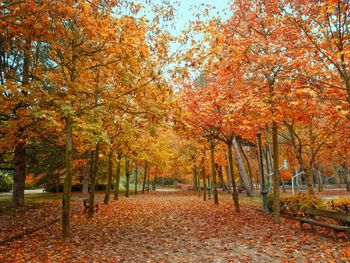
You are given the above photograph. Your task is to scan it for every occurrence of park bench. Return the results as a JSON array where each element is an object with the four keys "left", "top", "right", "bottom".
[
  {"left": 83, "top": 199, "right": 99, "bottom": 213},
  {"left": 297, "top": 207, "right": 350, "bottom": 239}
]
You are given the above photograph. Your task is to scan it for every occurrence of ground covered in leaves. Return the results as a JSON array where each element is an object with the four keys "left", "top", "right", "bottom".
[{"left": 1, "top": 191, "right": 349, "bottom": 262}]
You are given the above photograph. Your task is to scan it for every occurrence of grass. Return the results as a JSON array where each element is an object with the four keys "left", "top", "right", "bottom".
[
  {"left": 0, "top": 193, "right": 62, "bottom": 202},
  {"left": 0, "top": 188, "right": 140, "bottom": 211},
  {"left": 0, "top": 193, "right": 63, "bottom": 212}
]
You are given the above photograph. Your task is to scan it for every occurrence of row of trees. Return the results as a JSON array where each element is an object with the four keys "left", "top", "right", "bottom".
[
  {"left": 0, "top": 0, "right": 190, "bottom": 237},
  {"left": 179, "top": 0, "right": 350, "bottom": 223}
]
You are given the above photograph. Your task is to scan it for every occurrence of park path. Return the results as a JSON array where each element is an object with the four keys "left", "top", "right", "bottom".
[{"left": 0, "top": 192, "right": 349, "bottom": 262}]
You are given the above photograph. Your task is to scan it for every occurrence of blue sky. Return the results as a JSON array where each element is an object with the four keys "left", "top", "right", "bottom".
[
  {"left": 150, "top": 0, "right": 231, "bottom": 80},
  {"left": 126, "top": 0, "right": 232, "bottom": 80},
  {"left": 126, "top": 0, "right": 232, "bottom": 36},
  {"left": 171, "top": 0, "right": 231, "bottom": 33}
]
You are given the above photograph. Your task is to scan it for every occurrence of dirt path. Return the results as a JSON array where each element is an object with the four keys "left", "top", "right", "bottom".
[{"left": 0, "top": 192, "right": 349, "bottom": 262}]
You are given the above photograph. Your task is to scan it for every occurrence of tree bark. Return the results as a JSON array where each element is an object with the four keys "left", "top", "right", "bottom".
[
  {"left": 316, "top": 166, "right": 324, "bottom": 192},
  {"left": 134, "top": 162, "right": 138, "bottom": 195},
  {"left": 12, "top": 40, "right": 31, "bottom": 207},
  {"left": 82, "top": 151, "right": 92, "bottom": 199},
  {"left": 193, "top": 165, "right": 198, "bottom": 192},
  {"left": 305, "top": 167, "right": 314, "bottom": 195},
  {"left": 238, "top": 140, "right": 254, "bottom": 187},
  {"left": 333, "top": 165, "right": 341, "bottom": 185},
  {"left": 195, "top": 165, "right": 201, "bottom": 197},
  {"left": 216, "top": 164, "right": 225, "bottom": 188},
  {"left": 202, "top": 160, "right": 207, "bottom": 201},
  {"left": 89, "top": 143, "right": 100, "bottom": 217},
  {"left": 210, "top": 138, "right": 219, "bottom": 205},
  {"left": 228, "top": 140, "right": 240, "bottom": 212},
  {"left": 142, "top": 162, "right": 148, "bottom": 194},
  {"left": 104, "top": 150, "right": 113, "bottom": 204},
  {"left": 125, "top": 157, "right": 130, "bottom": 197},
  {"left": 225, "top": 164, "right": 232, "bottom": 192},
  {"left": 344, "top": 165, "right": 350, "bottom": 192},
  {"left": 232, "top": 137, "right": 253, "bottom": 196},
  {"left": 62, "top": 116, "right": 73, "bottom": 237},
  {"left": 272, "top": 121, "right": 280, "bottom": 223},
  {"left": 147, "top": 166, "right": 150, "bottom": 192},
  {"left": 306, "top": 123, "right": 315, "bottom": 195},
  {"left": 152, "top": 168, "right": 157, "bottom": 191},
  {"left": 12, "top": 143, "right": 26, "bottom": 207},
  {"left": 207, "top": 172, "right": 211, "bottom": 189},
  {"left": 114, "top": 153, "right": 122, "bottom": 200}
]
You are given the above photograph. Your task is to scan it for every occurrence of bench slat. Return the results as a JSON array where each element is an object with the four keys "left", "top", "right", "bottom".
[{"left": 305, "top": 208, "right": 350, "bottom": 223}]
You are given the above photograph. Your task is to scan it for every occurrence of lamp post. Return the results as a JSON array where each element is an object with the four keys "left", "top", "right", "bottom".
[{"left": 256, "top": 130, "right": 270, "bottom": 215}]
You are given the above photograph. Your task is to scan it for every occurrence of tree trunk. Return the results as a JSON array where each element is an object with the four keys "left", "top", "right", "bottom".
[
  {"left": 142, "top": 162, "right": 148, "bottom": 194},
  {"left": 202, "top": 161, "right": 207, "bottom": 201},
  {"left": 334, "top": 166, "right": 342, "bottom": 185},
  {"left": 194, "top": 165, "right": 201, "bottom": 197},
  {"left": 125, "top": 157, "right": 130, "bottom": 197},
  {"left": 272, "top": 121, "right": 280, "bottom": 224},
  {"left": 265, "top": 145, "right": 273, "bottom": 191},
  {"left": 210, "top": 138, "right": 219, "bottom": 205},
  {"left": 89, "top": 143, "right": 100, "bottom": 217},
  {"left": 193, "top": 166, "right": 198, "bottom": 192},
  {"left": 305, "top": 167, "right": 314, "bottom": 195},
  {"left": 225, "top": 164, "right": 232, "bottom": 192},
  {"left": 62, "top": 116, "right": 73, "bottom": 237},
  {"left": 317, "top": 166, "right": 324, "bottom": 192},
  {"left": 344, "top": 165, "right": 350, "bottom": 192},
  {"left": 134, "top": 163, "right": 138, "bottom": 195},
  {"left": 12, "top": 142, "right": 26, "bottom": 207},
  {"left": 104, "top": 150, "right": 113, "bottom": 204},
  {"left": 147, "top": 166, "right": 150, "bottom": 192},
  {"left": 152, "top": 169, "right": 157, "bottom": 191},
  {"left": 238, "top": 140, "right": 254, "bottom": 188},
  {"left": 216, "top": 165, "right": 225, "bottom": 188},
  {"left": 12, "top": 40, "right": 31, "bottom": 207},
  {"left": 55, "top": 179, "right": 59, "bottom": 193},
  {"left": 255, "top": 149, "right": 261, "bottom": 189},
  {"left": 307, "top": 123, "right": 315, "bottom": 195},
  {"left": 227, "top": 140, "right": 240, "bottom": 212},
  {"left": 114, "top": 153, "right": 122, "bottom": 200},
  {"left": 232, "top": 137, "right": 253, "bottom": 196},
  {"left": 339, "top": 166, "right": 345, "bottom": 184},
  {"left": 82, "top": 151, "right": 91, "bottom": 199}
]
